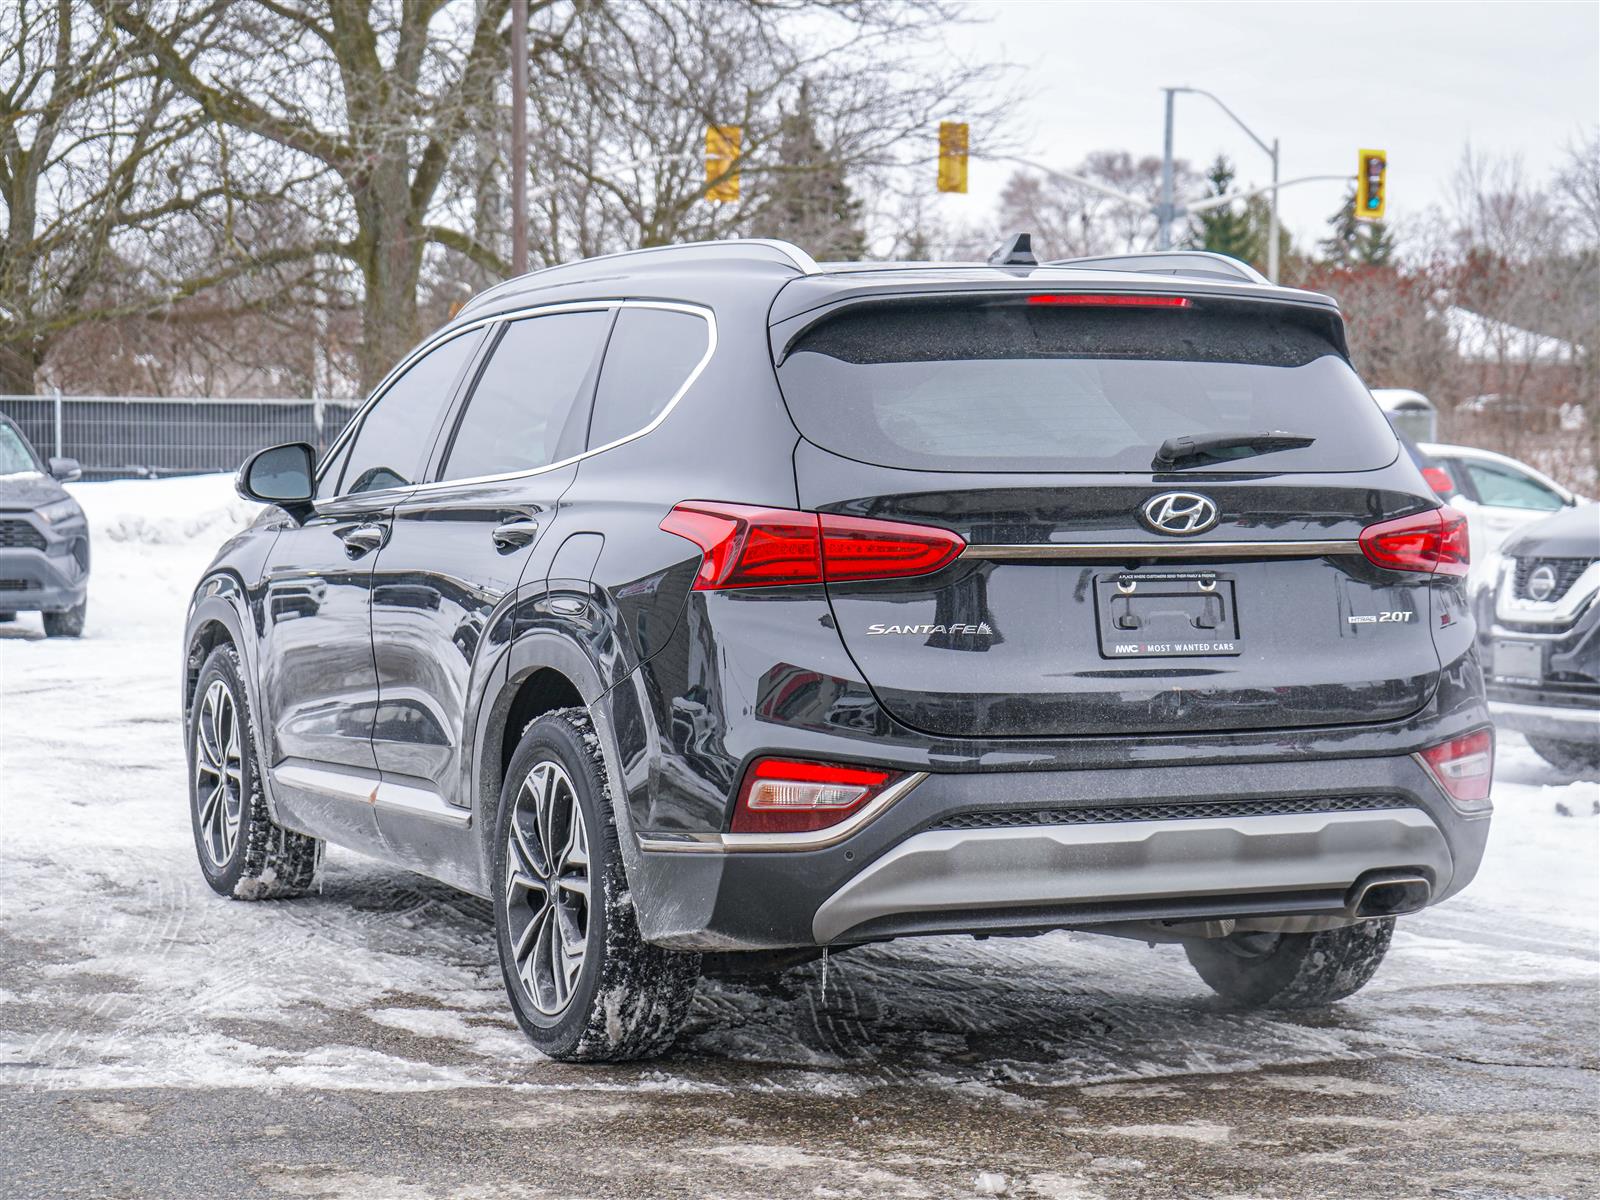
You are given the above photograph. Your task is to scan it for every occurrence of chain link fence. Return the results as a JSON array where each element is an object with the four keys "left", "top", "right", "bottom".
[{"left": 0, "top": 394, "right": 362, "bottom": 480}]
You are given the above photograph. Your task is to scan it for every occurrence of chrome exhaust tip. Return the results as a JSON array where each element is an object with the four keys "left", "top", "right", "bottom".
[{"left": 1345, "top": 870, "right": 1432, "bottom": 918}]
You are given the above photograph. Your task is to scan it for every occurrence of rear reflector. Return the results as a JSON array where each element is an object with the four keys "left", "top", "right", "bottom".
[
  {"left": 732, "top": 758, "right": 900, "bottom": 834},
  {"left": 661, "top": 502, "right": 964, "bottom": 589},
  {"left": 1418, "top": 729, "right": 1494, "bottom": 809},
  {"left": 1027, "top": 293, "right": 1191, "bottom": 308},
  {"left": 1358, "top": 506, "right": 1470, "bottom": 577}
]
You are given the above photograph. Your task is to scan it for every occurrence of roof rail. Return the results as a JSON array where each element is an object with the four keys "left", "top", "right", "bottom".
[
  {"left": 1049, "top": 250, "right": 1270, "bottom": 286},
  {"left": 458, "top": 238, "right": 818, "bottom": 318}
]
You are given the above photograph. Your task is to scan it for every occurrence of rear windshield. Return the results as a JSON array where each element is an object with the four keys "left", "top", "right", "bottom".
[{"left": 775, "top": 297, "right": 1399, "bottom": 473}]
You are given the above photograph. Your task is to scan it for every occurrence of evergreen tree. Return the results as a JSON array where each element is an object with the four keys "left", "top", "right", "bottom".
[
  {"left": 753, "top": 83, "right": 868, "bottom": 260},
  {"left": 1319, "top": 186, "right": 1396, "bottom": 266},
  {"left": 1190, "top": 155, "right": 1260, "bottom": 264}
]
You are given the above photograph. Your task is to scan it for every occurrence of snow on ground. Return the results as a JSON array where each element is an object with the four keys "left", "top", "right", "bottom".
[{"left": 0, "top": 475, "right": 1596, "bottom": 1099}]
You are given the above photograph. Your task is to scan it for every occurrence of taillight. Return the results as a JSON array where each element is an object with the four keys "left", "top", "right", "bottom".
[
  {"left": 731, "top": 758, "right": 901, "bottom": 834},
  {"left": 1027, "top": 293, "right": 1191, "bottom": 308},
  {"left": 660, "top": 502, "right": 964, "bottom": 589},
  {"left": 1358, "top": 506, "right": 1470, "bottom": 577},
  {"left": 1421, "top": 466, "right": 1456, "bottom": 495},
  {"left": 1418, "top": 729, "right": 1494, "bottom": 809}
]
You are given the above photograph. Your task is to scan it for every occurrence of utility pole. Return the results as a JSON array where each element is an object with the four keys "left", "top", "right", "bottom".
[
  {"left": 1158, "top": 88, "right": 1176, "bottom": 250},
  {"left": 510, "top": 0, "right": 528, "bottom": 276}
]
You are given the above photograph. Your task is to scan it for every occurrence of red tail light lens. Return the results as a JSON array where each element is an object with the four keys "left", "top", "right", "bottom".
[
  {"left": 1358, "top": 506, "right": 1470, "bottom": 577},
  {"left": 661, "top": 502, "right": 964, "bottom": 590},
  {"left": 1027, "top": 293, "right": 1191, "bottom": 308},
  {"left": 1418, "top": 728, "right": 1494, "bottom": 809},
  {"left": 1421, "top": 466, "right": 1456, "bottom": 495},
  {"left": 732, "top": 758, "right": 900, "bottom": 834}
]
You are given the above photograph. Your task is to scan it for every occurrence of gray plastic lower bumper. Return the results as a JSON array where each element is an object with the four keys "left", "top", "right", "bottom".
[
  {"left": 811, "top": 807, "right": 1450, "bottom": 943},
  {"left": 0, "top": 537, "right": 89, "bottom": 613}
]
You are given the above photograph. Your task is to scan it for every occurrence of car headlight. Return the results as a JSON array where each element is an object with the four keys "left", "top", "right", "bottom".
[{"left": 36, "top": 497, "right": 82, "bottom": 525}]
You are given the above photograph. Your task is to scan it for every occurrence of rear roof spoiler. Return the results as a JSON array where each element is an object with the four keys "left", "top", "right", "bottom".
[{"left": 1049, "top": 251, "right": 1270, "bottom": 285}]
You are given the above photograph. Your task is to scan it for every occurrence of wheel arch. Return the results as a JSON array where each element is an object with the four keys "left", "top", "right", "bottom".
[
  {"left": 182, "top": 573, "right": 253, "bottom": 722},
  {"left": 475, "top": 628, "right": 646, "bottom": 895}
]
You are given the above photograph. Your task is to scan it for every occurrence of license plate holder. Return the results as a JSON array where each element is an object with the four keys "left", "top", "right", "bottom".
[
  {"left": 1492, "top": 639, "right": 1544, "bottom": 683},
  {"left": 1095, "top": 572, "right": 1242, "bottom": 659}
]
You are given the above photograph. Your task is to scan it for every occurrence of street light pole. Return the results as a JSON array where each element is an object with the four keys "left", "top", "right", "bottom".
[
  {"left": 510, "top": 0, "right": 528, "bottom": 277},
  {"left": 1162, "top": 87, "right": 1281, "bottom": 282},
  {"left": 1158, "top": 88, "right": 1176, "bottom": 250},
  {"left": 1268, "top": 137, "right": 1280, "bottom": 284}
]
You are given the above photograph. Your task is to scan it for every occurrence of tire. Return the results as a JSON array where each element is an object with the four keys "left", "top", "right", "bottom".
[
  {"left": 43, "top": 600, "right": 86, "bottom": 638},
  {"left": 493, "top": 708, "right": 699, "bottom": 1062},
  {"left": 1527, "top": 735, "right": 1600, "bottom": 778},
  {"left": 1183, "top": 918, "right": 1395, "bottom": 1009},
  {"left": 188, "top": 644, "right": 323, "bottom": 899}
]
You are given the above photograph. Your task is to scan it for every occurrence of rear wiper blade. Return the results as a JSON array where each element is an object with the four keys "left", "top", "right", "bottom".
[{"left": 1153, "top": 430, "right": 1316, "bottom": 469}]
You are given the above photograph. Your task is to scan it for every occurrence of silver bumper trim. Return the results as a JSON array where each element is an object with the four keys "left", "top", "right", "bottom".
[{"left": 811, "top": 808, "right": 1452, "bottom": 944}]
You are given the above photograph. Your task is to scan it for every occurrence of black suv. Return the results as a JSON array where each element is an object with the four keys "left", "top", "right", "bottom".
[{"left": 184, "top": 240, "right": 1493, "bottom": 1061}]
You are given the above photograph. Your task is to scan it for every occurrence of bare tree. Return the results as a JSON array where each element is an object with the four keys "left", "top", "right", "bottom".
[
  {"left": 994, "top": 151, "right": 1201, "bottom": 260},
  {"left": 106, "top": 0, "right": 524, "bottom": 391}
]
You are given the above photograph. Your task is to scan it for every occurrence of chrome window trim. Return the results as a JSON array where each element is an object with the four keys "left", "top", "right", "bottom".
[
  {"left": 960, "top": 539, "right": 1359, "bottom": 562},
  {"left": 636, "top": 772, "right": 929, "bottom": 854},
  {"left": 313, "top": 299, "right": 717, "bottom": 508}
]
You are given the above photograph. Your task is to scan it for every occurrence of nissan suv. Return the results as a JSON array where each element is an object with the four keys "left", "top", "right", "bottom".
[
  {"left": 183, "top": 240, "right": 1493, "bottom": 1061},
  {"left": 1481, "top": 501, "right": 1599, "bottom": 776}
]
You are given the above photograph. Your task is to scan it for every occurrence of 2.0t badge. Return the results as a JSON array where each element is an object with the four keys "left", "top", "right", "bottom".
[{"left": 1140, "top": 491, "right": 1220, "bottom": 536}]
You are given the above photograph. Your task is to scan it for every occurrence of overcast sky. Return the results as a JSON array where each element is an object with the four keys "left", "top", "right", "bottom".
[{"left": 943, "top": 0, "right": 1599, "bottom": 253}]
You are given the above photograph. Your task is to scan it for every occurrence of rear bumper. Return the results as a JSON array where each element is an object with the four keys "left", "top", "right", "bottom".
[
  {"left": 632, "top": 752, "right": 1490, "bottom": 951},
  {"left": 1489, "top": 697, "right": 1600, "bottom": 741},
  {"left": 0, "top": 536, "right": 89, "bottom": 612}
]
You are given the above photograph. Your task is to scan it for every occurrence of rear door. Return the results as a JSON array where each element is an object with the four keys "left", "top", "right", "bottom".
[
  {"left": 776, "top": 292, "right": 1443, "bottom": 738},
  {"left": 367, "top": 308, "right": 614, "bottom": 804}
]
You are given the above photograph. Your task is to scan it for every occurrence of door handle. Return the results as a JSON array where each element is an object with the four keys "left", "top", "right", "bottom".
[
  {"left": 341, "top": 523, "right": 385, "bottom": 558},
  {"left": 492, "top": 517, "right": 540, "bottom": 552}
]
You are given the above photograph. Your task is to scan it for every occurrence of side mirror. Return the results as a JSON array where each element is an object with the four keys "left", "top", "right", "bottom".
[
  {"left": 237, "top": 442, "right": 315, "bottom": 506},
  {"left": 47, "top": 456, "right": 81, "bottom": 483}
]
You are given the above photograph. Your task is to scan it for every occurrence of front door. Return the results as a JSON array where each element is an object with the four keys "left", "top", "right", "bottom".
[
  {"left": 255, "top": 326, "right": 483, "bottom": 809},
  {"left": 368, "top": 307, "right": 615, "bottom": 810}
]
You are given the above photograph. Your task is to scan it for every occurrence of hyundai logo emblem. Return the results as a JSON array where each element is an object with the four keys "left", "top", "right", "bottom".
[
  {"left": 1526, "top": 564, "right": 1558, "bottom": 602},
  {"left": 1140, "top": 491, "right": 1220, "bottom": 536}
]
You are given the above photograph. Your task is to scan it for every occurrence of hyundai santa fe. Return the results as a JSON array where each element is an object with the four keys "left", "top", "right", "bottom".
[{"left": 183, "top": 239, "right": 1493, "bottom": 1061}]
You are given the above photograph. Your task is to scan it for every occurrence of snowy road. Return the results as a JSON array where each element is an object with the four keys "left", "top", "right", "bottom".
[{"left": 2, "top": 477, "right": 1597, "bottom": 1199}]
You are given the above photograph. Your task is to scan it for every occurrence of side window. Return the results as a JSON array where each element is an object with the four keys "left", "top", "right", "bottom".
[
  {"left": 1464, "top": 460, "right": 1563, "bottom": 511},
  {"left": 440, "top": 310, "right": 611, "bottom": 481},
  {"left": 337, "top": 332, "right": 480, "bottom": 496},
  {"left": 588, "top": 307, "right": 710, "bottom": 449}
]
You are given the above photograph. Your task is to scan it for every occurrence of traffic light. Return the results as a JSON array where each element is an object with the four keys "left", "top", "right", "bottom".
[
  {"left": 1355, "top": 149, "right": 1387, "bottom": 220},
  {"left": 705, "top": 125, "right": 741, "bottom": 202},
  {"left": 938, "top": 121, "right": 968, "bottom": 194}
]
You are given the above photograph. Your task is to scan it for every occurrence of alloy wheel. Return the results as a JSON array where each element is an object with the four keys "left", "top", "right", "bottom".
[
  {"left": 194, "top": 679, "right": 244, "bottom": 867},
  {"left": 504, "top": 759, "right": 592, "bottom": 1016}
]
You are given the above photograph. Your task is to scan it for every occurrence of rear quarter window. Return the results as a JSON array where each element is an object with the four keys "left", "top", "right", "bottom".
[
  {"left": 587, "top": 307, "right": 710, "bottom": 450},
  {"left": 775, "top": 297, "right": 1399, "bottom": 474}
]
